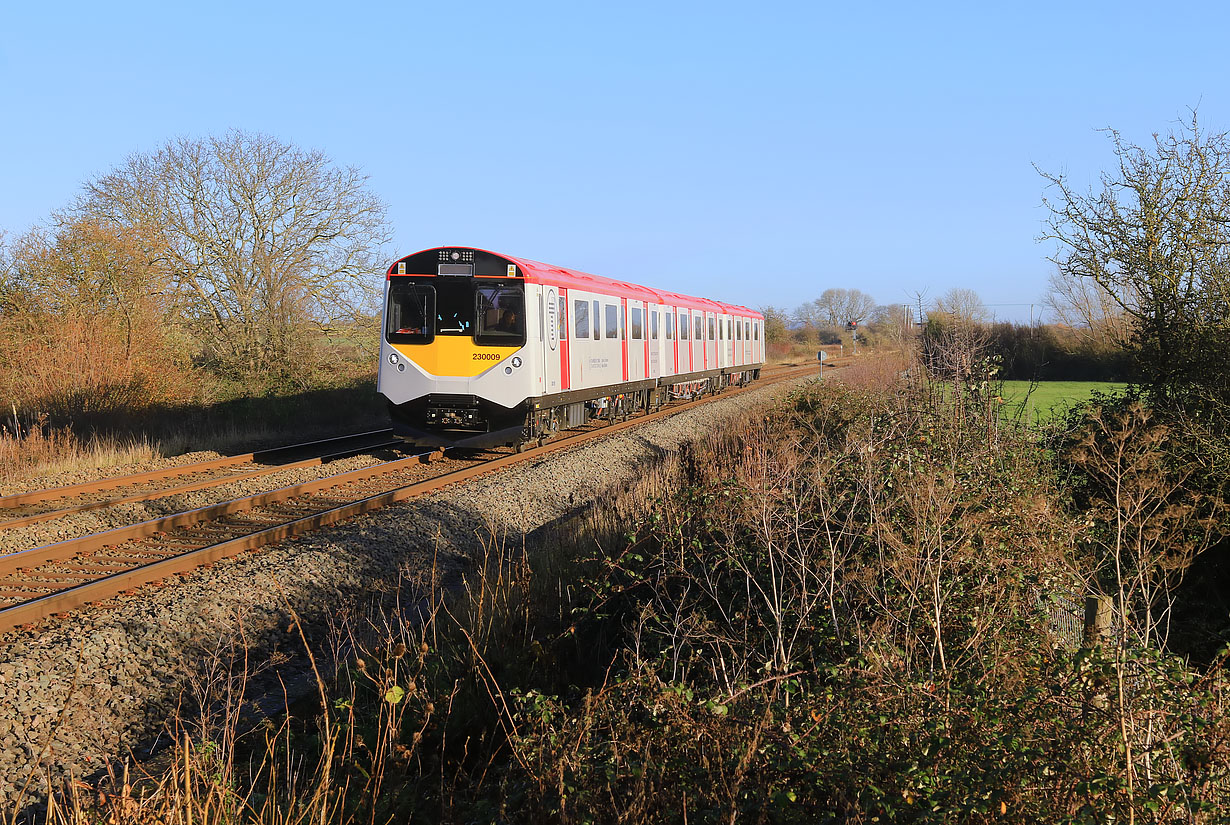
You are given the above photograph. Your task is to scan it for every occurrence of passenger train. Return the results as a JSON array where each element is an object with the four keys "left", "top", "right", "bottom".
[{"left": 377, "top": 247, "right": 765, "bottom": 450}]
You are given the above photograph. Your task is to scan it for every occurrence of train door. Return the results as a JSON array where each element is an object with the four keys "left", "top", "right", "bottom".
[
  {"left": 569, "top": 291, "right": 592, "bottom": 388},
  {"left": 649, "top": 304, "right": 661, "bottom": 378},
  {"left": 733, "top": 315, "right": 742, "bottom": 366},
  {"left": 669, "top": 308, "right": 679, "bottom": 375},
  {"left": 693, "top": 312, "right": 701, "bottom": 372},
  {"left": 541, "top": 286, "right": 561, "bottom": 394},
  {"left": 706, "top": 313, "right": 715, "bottom": 369},
  {"left": 635, "top": 300, "right": 646, "bottom": 380}
]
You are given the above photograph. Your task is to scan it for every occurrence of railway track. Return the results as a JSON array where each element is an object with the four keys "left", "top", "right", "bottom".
[
  {"left": 0, "top": 362, "right": 826, "bottom": 634},
  {"left": 0, "top": 429, "right": 401, "bottom": 531}
]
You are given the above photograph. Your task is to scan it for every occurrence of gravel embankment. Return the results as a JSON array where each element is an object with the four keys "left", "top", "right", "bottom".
[{"left": 0, "top": 376, "right": 812, "bottom": 812}]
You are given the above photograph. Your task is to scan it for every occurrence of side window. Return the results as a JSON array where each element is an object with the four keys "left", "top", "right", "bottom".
[
  {"left": 736, "top": 320, "right": 742, "bottom": 340},
  {"left": 631, "top": 306, "right": 643, "bottom": 339},
  {"left": 754, "top": 321, "right": 759, "bottom": 341},
  {"left": 574, "top": 299, "right": 589, "bottom": 339},
  {"left": 592, "top": 300, "right": 600, "bottom": 340},
  {"left": 680, "top": 312, "right": 689, "bottom": 340},
  {"left": 666, "top": 310, "right": 673, "bottom": 340},
  {"left": 605, "top": 304, "right": 619, "bottom": 339},
  {"left": 708, "top": 316, "right": 715, "bottom": 340},
  {"left": 559, "top": 296, "right": 567, "bottom": 341},
  {"left": 745, "top": 320, "right": 751, "bottom": 340},
  {"left": 651, "top": 309, "right": 659, "bottom": 340},
  {"left": 694, "top": 314, "right": 702, "bottom": 340},
  {"left": 727, "top": 318, "right": 733, "bottom": 340}
]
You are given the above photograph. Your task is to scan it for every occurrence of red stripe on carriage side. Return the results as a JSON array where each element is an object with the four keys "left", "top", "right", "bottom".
[{"left": 560, "top": 288, "right": 570, "bottom": 390}]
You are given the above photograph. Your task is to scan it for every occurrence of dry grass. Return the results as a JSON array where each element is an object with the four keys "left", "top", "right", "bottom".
[{"left": 0, "top": 421, "right": 159, "bottom": 487}]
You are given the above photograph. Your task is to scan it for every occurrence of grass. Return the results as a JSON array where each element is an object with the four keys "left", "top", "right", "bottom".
[
  {"left": 1000, "top": 379, "right": 1127, "bottom": 422},
  {"left": 0, "top": 372, "right": 387, "bottom": 488}
]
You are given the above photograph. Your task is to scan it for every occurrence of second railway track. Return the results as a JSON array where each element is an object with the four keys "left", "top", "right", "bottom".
[{"left": 0, "top": 361, "right": 827, "bottom": 634}]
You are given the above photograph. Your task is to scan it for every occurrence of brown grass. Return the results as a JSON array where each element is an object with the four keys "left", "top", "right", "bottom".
[{"left": 0, "top": 419, "right": 158, "bottom": 487}]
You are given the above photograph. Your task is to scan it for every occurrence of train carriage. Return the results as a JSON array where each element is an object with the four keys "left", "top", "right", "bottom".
[{"left": 378, "top": 247, "right": 764, "bottom": 449}]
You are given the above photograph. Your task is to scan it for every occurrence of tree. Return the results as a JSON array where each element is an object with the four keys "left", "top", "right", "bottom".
[
  {"left": 793, "top": 288, "right": 877, "bottom": 343},
  {"left": 808, "top": 287, "right": 877, "bottom": 327},
  {"left": 868, "top": 304, "right": 916, "bottom": 348},
  {"left": 76, "top": 130, "right": 391, "bottom": 380},
  {"left": 0, "top": 217, "right": 192, "bottom": 418},
  {"left": 1039, "top": 113, "right": 1230, "bottom": 410},
  {"left": 932, "top": 287, "right": 989, "bottom": 326},
  {"left": 1044, "top": 267, "right": 1134, "bottom": 350},
  {"left": 758, "top": 305, "right": 790, "bottom": 346}
]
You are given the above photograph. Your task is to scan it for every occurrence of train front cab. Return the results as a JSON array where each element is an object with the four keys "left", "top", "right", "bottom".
[{"left": 379, "top": 248, "right": 536, "bottom": 449}]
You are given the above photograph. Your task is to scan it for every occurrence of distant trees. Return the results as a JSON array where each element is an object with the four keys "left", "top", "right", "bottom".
[
  {"left": 789, "top": 288, "right": 876, "bottom": 346},
  {"left": 795, "top": 287, "right": 877, "bottom": 330},
  {"left": 1044, "top": 268, "right": 1134, "bottom": 350},
  {"left": 931, "top": 287, "right": 989, "bottom": 326},
  {"left": 868, "top": 304, "right": 916, "bottom": 348},
  {"left": 75, "top": 130, "right": 390, "bottom": 381}
]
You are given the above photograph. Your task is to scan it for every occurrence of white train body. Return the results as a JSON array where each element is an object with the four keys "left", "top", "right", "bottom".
[{"left": 378, "top": 247, "right": 765, "bottom": 449}]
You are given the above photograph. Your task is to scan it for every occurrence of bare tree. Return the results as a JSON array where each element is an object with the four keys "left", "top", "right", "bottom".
[
  {"left": 793, "top": 288, "right": 877, "bottom": 342},
  {"left": 76, "top": 130, "right": 390, "bottom": 379},
  {"left": 811, "top": 287, "right": 877, "bottom": 326},
  {"left": 932, "top": 287, "right": 989, "bottom": 325},
  {"left": 1044, "top": 266, "right": 1135, "bottom": 349},
  {"left": 869, "top": 304, "right": 916, "bottom": 348}
]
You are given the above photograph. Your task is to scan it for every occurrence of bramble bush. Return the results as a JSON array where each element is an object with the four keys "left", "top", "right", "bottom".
[{"left": 499, "top": 375, "right": 1230, "bottom": 822}]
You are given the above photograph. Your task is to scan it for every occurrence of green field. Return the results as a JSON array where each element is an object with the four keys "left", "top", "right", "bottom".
[{"left": 1000, "top": 380, "right": 1128, "bottom": 422}]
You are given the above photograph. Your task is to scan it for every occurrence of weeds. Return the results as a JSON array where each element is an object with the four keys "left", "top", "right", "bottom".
[{"left": 20, "top": 359, "right": 1230, "bottom": 823}]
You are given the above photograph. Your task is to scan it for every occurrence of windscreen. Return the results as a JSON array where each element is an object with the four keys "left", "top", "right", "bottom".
[
  {"left": 474, "top": 282, "right": 525, "bottom": 345},
  {"left": 386, "top": 280, "right": 434, "bottom": 344}
]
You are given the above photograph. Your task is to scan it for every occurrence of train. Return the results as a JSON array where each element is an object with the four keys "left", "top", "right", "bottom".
[{"left": 377, "top": 246, "right": 765, "bottom": 450}]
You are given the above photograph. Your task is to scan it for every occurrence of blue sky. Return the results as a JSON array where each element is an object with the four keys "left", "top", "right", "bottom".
[{"left": 3, "top": 1, "right": 1230, "bottom": 322}]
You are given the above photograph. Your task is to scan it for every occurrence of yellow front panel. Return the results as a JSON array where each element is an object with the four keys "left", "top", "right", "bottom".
[{"left": 392, "top": 337, "right": 522, "bottom": 377}]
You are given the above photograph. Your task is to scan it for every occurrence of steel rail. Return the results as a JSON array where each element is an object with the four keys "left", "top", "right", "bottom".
[
  {"left": 0, "top": 364, "right": 821, "bottom": 633},
  {"left": 0, "top": 428, "right": 395, "bottom": 508},
  {"left": 0, "top": 439, "right": 402, "bottom": 532}
]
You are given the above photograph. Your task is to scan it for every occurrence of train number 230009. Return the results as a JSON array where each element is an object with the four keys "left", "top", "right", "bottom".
[{"left": 472, "top": 353, "right": 502, "bottom": 361}]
